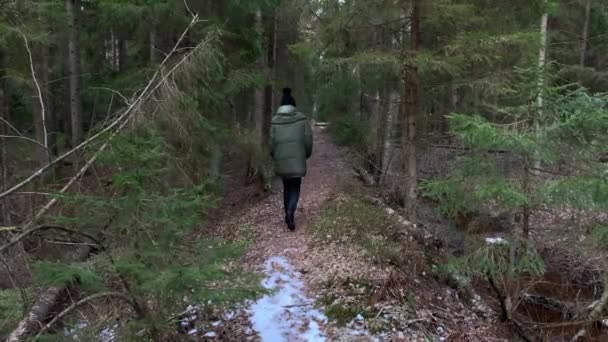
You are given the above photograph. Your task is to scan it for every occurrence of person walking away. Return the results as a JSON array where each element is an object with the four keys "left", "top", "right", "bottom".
[{"left": 271, "top": 88, "right": 313, "bottom": 231}]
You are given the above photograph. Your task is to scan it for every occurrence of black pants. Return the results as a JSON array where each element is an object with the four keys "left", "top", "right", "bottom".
[{"left": 282, "top": 177, "right": 302, "bottom": 225}]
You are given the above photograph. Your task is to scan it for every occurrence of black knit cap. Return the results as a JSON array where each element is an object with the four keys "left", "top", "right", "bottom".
[{"left": 281, "top": 87, "right": 296, "bottom": 106}]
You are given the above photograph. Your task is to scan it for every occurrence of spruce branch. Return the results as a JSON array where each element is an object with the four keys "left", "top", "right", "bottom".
[
  {"left": 0, "top": 15, "right": 216, "bottom": 256},
  {"left": 0, "top": 14, "right": 202, "bottom": 201}
]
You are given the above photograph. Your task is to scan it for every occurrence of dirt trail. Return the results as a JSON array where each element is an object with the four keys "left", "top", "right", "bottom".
[
  {"left": 243, "top": 126, "right": 341, "bottom": 267},
  {"left": 212, "top": 126, "right": 369, "bottom": 341},
  {"left": 241, "top": 126, "right": 346, "bottom": 341}
]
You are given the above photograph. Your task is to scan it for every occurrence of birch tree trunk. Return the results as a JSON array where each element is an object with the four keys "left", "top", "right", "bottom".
[
  {"left": 66, "top": 0, "right": 83, "bottom": 146},
  {"left": 534, "top": 8, "right": 549, "bottom": 175},
  {"left": 536, "top": 10, "right": 548, "bottom": 116},
  {"left": 580, "top": 0, "right": 592, "bottom": 66},
  {"left": 402, "top": 0, "right": 420, "bottom": 224}
]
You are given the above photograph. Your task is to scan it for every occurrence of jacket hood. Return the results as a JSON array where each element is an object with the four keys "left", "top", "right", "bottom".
[{"left": 277, "top": 105, "right": 297, "bottom": 115}]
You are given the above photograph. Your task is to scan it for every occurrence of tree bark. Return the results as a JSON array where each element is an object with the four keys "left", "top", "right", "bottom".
[
  {"left": 0, "top": 47, "right": 10, "bottom": 226},
  {"left": 149, "top": 29, "right": 158, "bottom": 64},
  {"left": 533, "top": 7, "right": 549, "bottom": 174},
  {"left": 66, "top": 0, "right": 83, "bottom": 146},
  {"left": 40, "top": 43, "right": 57, "bottom": 158},
  {"left": 580, "top": 0, "right": 592, "bottom": 66},
  {"left": 522, "top": 159, "right": 531, "bottom": 239},
  {"left": 375, "top": 86, "right": 388, "bottom": 183},
  {"left": 253, "top": 9, "right": 265, "bottom": 140},
  {"left": 119, "top": 38, "right": 128, "bottom": 72},
  {"left": 382, "top": 90, "right": 399, "bottom": 182},
  {"left": 402, "top": 0, "right": 420, "bottom": 224},
  {"left": 536, "top": 9, "right": 548, "bottom": 117},
  {"left": 263, "top": 10, "right": 277, "bottom": 146}
]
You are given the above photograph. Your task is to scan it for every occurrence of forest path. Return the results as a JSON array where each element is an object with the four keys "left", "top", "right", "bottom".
[
  {"left": 242, "top": 126, "right": 344, "bottom": 341},
  {"left": 242, "top": 125, "right": 340, "bottom": 268},
  {"left": 211, "top": 126, "right": 375, "bottom": 341}
]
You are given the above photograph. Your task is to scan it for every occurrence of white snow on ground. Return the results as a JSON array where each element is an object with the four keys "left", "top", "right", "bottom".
[
  {"left": 249, "top": 256, "right": 328, "bottom": 342},
  {"left": 485, "top": 237, "right": 507, "bottom": 245}
]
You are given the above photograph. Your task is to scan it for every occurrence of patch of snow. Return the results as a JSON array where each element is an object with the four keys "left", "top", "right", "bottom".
[
  {"left": 98, "top": 324, "right": 118, "bottom": 342},
  {"left": 204, "top": 331, "right": 216, "bottom": 337},
  {"left": 224, "top": 310, "right": 236, "bottom": 320},
  {"left": 188, "top": 329, "right": 198, "bottom": 336},
  {"left": 64, "top": 320, "right": 118, "bottom": 342},
  {"left": 249, "top": 256, "right": 328, "bottom": 341},
  {"left": 485, "top": 237, "right": 507, "bottom": 245}
]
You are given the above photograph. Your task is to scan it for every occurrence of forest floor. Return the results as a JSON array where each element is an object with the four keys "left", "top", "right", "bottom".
[{"left": 192, "top": 127, "right": 511, "bottom": 341}]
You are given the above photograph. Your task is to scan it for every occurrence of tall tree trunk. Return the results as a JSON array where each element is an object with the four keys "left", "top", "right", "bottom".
[
  {"left": 0, "top": 47, "right": 10, "bottom": 226},
  {"left": 253, "top": 9, "right": 265, "bottom": 140},
  {"left": 375, "top": 86, "right": 388, "bottom": 183},
  {"left": 40, "top": 43, "right": 57, "bottom": 158},
  {"left": 66, "top": 0, "right": 83, "bottom": 146},
  {"left": 149, "top": 29, "right": 158, "bottom": 64},
  {"left": 119, "top": 38, "right": 128, "bottom": 72},
  {"left": 263, "top": 10, "right": 277, "bottom": 145},
  {"left": 402, "top": 0, "right": 420, "bottom": 224},
  {"left": 580, "top": 0, "right": 592, "bottom": 66},
  {"left": 381, "top": 90, "right": 398, "bottom": 182},
  {"left": 534, "top": 8, "right": 549, "bottom": 173},
  {"left": 536, "top": 10, "right": 548, "bottom": 116}
]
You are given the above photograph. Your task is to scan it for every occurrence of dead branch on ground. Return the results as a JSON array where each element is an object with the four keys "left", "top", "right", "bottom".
[{"left": 34, "top": 292, "right": 131, "bottom": 338}]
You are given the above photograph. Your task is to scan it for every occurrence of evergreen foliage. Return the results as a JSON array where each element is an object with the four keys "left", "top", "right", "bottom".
[{"left": 424, "top": 88, "right": 608, "bottom": 222}]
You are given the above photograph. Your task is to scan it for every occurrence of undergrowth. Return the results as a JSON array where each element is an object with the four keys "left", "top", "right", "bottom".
[
  {"left": 328, "top": 115, "right": 367, "bottom": 147},
  {"left": 0, "top": 289, "right": 30, "bottom": 337},
  {"left": 34, "top": 124, "right": 263, "bottom": 340},
  {"left": 311, "top": 193, "right": 401, "bottom": 264},
  {"left": 30, "top": 35, "right": 266, "bottom": 339}
]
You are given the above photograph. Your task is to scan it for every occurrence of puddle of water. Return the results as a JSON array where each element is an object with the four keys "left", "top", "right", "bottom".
[{"left": 249, "top": 256, "right": 327, "bottom": 342}]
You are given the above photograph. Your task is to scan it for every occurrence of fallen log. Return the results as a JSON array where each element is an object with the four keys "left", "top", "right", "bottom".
[
  {"left": 6, "top": 245, "right": 92, "bottom": 342},
  {"left": 521, "top": 292, "right": 580, "bottom": 319}
]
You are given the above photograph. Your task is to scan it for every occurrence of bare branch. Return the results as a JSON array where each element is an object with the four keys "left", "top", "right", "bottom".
[
  {"left": 35, "top": 292, "right": 130, "bottom": 338},
  {"left": 0, "top": 16, "right": 213, "bottom": 257},
  {"left": 0, "top": 14, "right": 202, "bottom": 201},
  {"left": 90, "top": 87, "right": 129, "bottom": 104},
  {"left": 0, "top": 116, "right": 25, "bottom": 136},
  {"left": 0, "top": 135, "right": 50, "bottom": 152},
  {"left": 20, "top": 29, "right": 49, "bottom": 155}
]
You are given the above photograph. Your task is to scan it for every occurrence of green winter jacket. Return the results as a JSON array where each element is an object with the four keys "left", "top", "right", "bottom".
[{"left": 271, "top": 105, "right": 313, "bottom": 178}]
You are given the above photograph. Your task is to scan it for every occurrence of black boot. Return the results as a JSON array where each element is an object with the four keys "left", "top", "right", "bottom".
[{"left": 287, "top": 211, "right": 296, "bottom": 231}]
